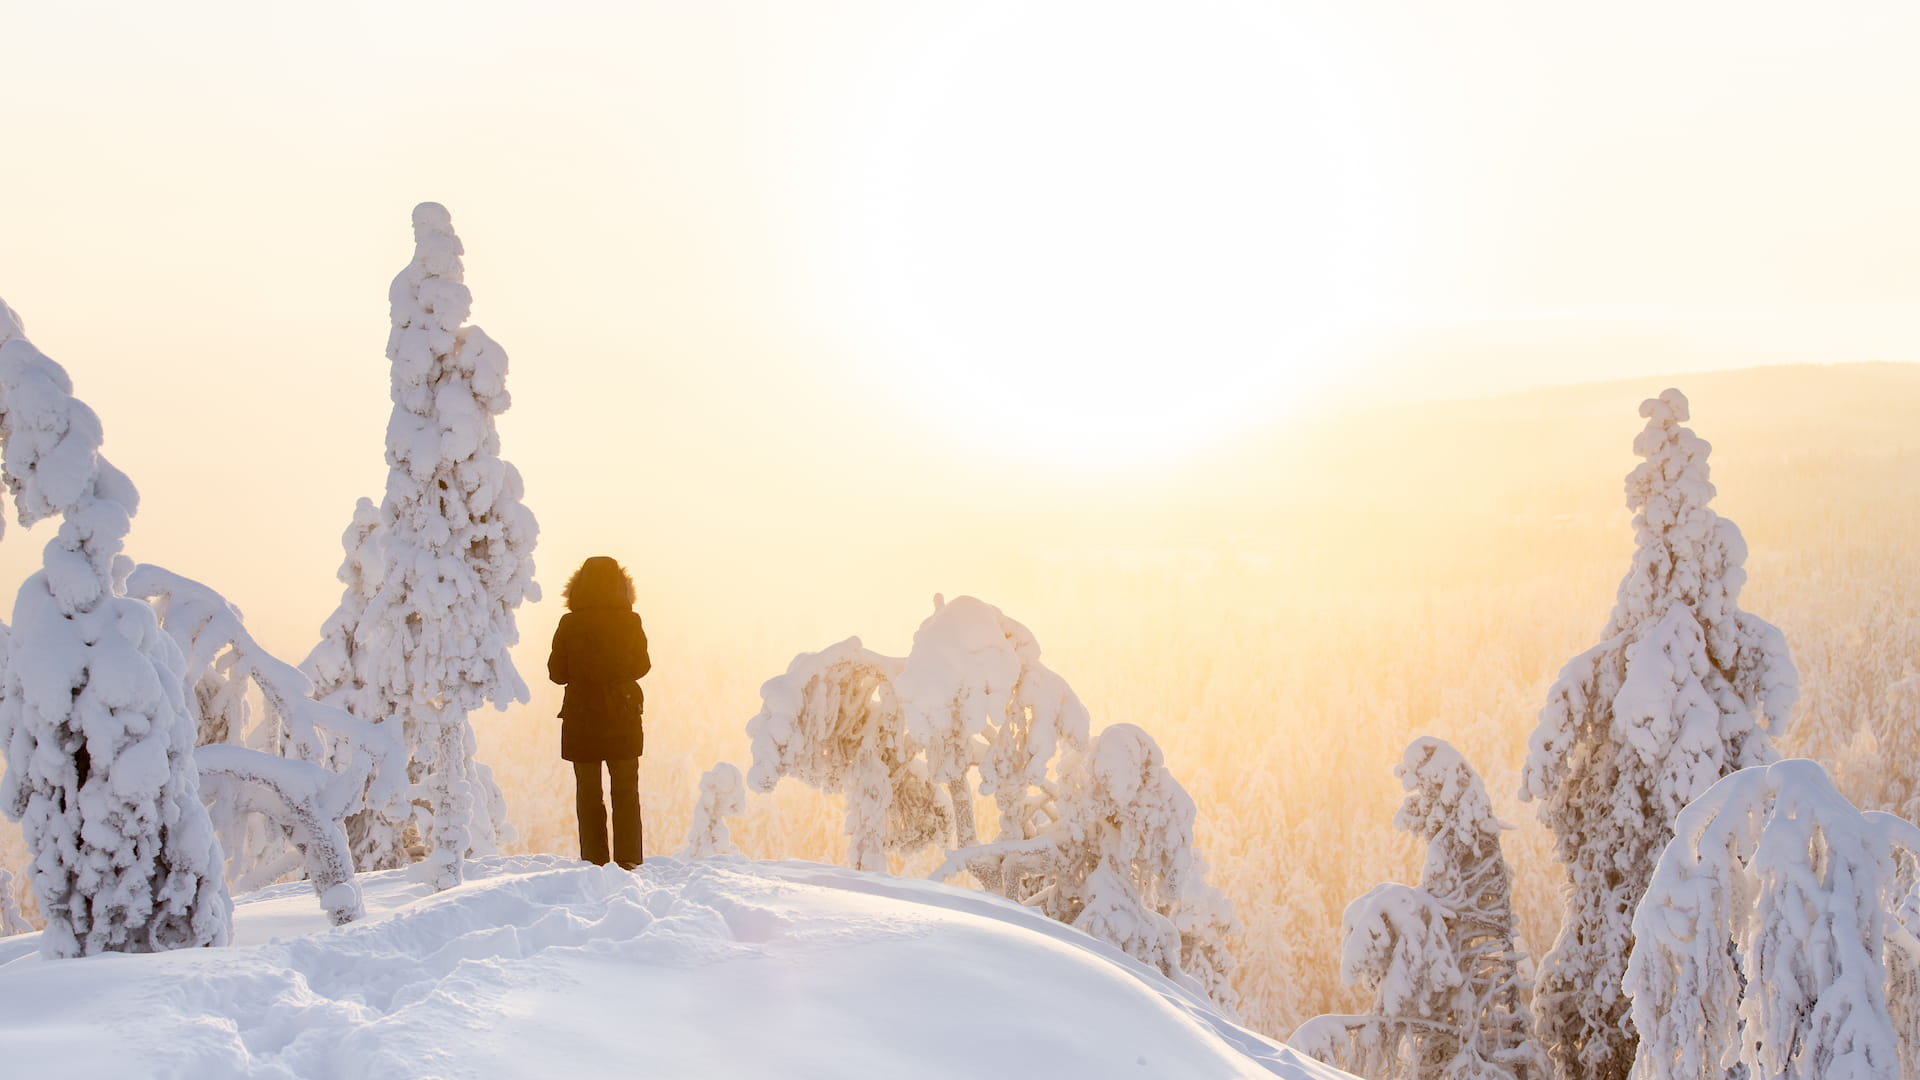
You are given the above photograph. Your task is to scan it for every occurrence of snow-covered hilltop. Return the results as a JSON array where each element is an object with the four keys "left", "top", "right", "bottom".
[{"left": 0, "top": 856, "right": 1350, "bottom": 1080}]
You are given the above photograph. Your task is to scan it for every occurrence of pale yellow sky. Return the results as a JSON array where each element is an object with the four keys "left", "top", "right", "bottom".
[{"left": 2, "top": 0, "right": 1916, "bottom": 668}]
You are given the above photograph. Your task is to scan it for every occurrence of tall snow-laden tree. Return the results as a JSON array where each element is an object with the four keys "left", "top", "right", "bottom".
[
  {"left": 1626, "top": 758, "right": 1920, "bottom": 1080},
  {"left": 303, "top": 204, "right": 540, "bottom": 888},
  {"left": 0, "top": 299, "right": 231, "bottom": 955},
  {"left": 1519, "top": 388, "right": 1798, "bottom": 1080},
  {"left": 1293, "top": 737, "right": 1545, "bottom": 1080}
]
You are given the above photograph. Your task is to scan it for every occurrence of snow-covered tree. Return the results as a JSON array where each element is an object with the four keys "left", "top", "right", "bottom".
[
  {"left": 0, "top": 299, "right": 231, "bottom": 956},
  {"left": 939, "top": 722, "right": 1241, "bottom": 1012},
  {"left": 0, "top": 863, "right": 29, "bottom": 936},
  {"left": 896, "top": 595, "right": 1092, "bottom": 888},
  {"left": 747, "top": 637, "right": 939, "bottom": 871},
  {"left": 302, "top": 204, "right": 540, "bottom": 888},
  {"left": 1294, "top": 883, "right": 1464, "bottom": 1080},
  {"left": 747, "top": 596, "right": 1090, "bottom": 874},
  {"left": 1626, "top": 758, "right": 1920, "bottom": 1080},
  {"left": 130, "top": 564, "right": 405, "bottom": 923},
  {"left": 747, "top": 598, "right": 1234, "bottom": 1007},
  {"left": 681, "top": 762, "right": 744, "bottom": 859},
  {"left": 1293, "top": 737, "right": 1544, "bottom": 1080},
  {"left": 1519, "top": 388, "right": 1798, "bottom": 1080}
]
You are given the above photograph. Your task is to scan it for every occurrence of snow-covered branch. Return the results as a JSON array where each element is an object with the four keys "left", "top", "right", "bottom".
[
  {"left": 193, "top": 746, "right": 363, "bottom": 925},
  {"left": 128, "top": 564, "right": 402, "bottom": 920},
  {"left": 1627, "top": 758, "right": 1920, "bottom": 1080}
]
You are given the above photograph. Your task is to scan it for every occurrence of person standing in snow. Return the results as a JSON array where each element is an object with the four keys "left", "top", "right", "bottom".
[{"left": 547, "top": 556, "right": 651, "bottom": 869}]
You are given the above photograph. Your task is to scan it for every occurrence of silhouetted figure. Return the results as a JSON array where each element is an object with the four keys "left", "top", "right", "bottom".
[{"left": 547, "top": 556, "right": 650, "bottom": 869}]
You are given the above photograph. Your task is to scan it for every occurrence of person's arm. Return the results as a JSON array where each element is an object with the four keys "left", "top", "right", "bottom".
[
  {"left": 547, "top": 616, "right": 571, "bottom": 685},
  {"left": 631, "top": 615, "right": 651, "bottom": 681}
]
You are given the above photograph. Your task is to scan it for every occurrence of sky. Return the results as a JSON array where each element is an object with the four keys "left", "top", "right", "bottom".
[{"left": 2, "top": 0, "right": 1916, "bottom": 663}]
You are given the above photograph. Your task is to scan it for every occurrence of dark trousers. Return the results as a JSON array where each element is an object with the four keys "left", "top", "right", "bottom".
[{"left": 574, "top": 757, "right": 642, "bottom": 867}]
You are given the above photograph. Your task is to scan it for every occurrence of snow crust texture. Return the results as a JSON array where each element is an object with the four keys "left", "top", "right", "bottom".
[
  {"left": 1518, "top": 389, "right": 1797, "bottom": 1080},
  {"left": 0, "top": 856, "right": 1353, "bottom": 1080}
]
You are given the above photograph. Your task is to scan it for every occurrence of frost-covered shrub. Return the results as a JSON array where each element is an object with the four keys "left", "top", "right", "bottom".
[
  {"left": 1626, "top": 758, "right": 1920, "bottom": 1080},
  {"left": 304, "top": 204, "right": 539, "bottom": 888},
  {"left": 1294, "top": 737, "right": 1544, "bottom": 1080},
  {"left": 681, "top": 762, "right": 745, "bottom": 858},
  {"left": 0, "top": 300, "right": 231, "bottom": 956},
  {"left": 1519, "top": 389, "right": 1797, "bottom": 1080},
  {"left": 130, "top": 564, "right": 406, "bottom": 923}
]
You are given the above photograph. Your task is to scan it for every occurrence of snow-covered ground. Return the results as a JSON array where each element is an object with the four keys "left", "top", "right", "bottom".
[{"left": 0, "top": 855, "right": 1347, "bottom": 1079}]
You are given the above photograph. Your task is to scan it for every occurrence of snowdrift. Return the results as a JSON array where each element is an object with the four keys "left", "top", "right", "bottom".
[{"left": 0, "top": 856, "right": 1348, "bottom": 1079}]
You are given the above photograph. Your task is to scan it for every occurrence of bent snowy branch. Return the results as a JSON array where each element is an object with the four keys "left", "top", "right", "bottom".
[{"left": 194, "top": 746, "right": 364, "bottom": 925}]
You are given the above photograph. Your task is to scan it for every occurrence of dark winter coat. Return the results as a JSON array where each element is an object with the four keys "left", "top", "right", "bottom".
[{"left": 547, "top": 605, "right": 650, "bottom": 762}]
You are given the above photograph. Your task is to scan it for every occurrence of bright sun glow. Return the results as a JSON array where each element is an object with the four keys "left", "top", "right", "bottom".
[{"left": 846, "top": 3, "right": 1363, "bottom": 466}]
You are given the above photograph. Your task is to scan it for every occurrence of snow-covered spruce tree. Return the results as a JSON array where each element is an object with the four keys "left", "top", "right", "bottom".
[
  {"left": 1626, "top": 758, "right": 1920, "bottom": 1080},
  {"left": 0, "top": 299, "right": 231, "bottom": 955},
  {"left": 681, "top": 762, "right": 745, "bottom": 859},
  {"left": 1396, "top": 738, "right": 1544, "bottom": 1080},
  {"left": 1295, "top": 737, "right": 1545, "bottom": 1080},
  {"left": 303, "top": 204, "right": 539, "bottom": 888},
  {"left": 130, "top": 564, "right": 407, "bottom": 923},
  {"left": 1519, "top": 388, "right": 1798, "bottom": 1080}
]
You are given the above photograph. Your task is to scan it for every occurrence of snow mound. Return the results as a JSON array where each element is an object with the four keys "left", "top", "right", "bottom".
[{"left": 0, "top": 856, "right": 1348, "bottom": 1079}]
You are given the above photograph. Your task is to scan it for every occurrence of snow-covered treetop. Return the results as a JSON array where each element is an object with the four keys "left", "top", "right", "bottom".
[
  {"left": 897, "top": 594, "right": 1090, "bottom": 793},
  {"left": 0, "top": 312, "right": 137, "bottom": 529},
  {"left": 0, "top": 301, "right": 140, "bottom": 571},
  {"left": 1613, "top": 389, "right": 1729, "bottom": 634},
  {"left": 1605, "top": 388, "right": 1796, "bottom": 728},
  {"left": 1072, "top": 722, "right": 1200, "bottom": 905},
  {"left": 1336, "top": 882, "right": 1461, "bottom": 1019},
  {"left": 371, "top": 202, "right": 539, "bottom": 715},
  {"left": 1394, "top": 736, "right": 1507, "bottom": 860}
]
